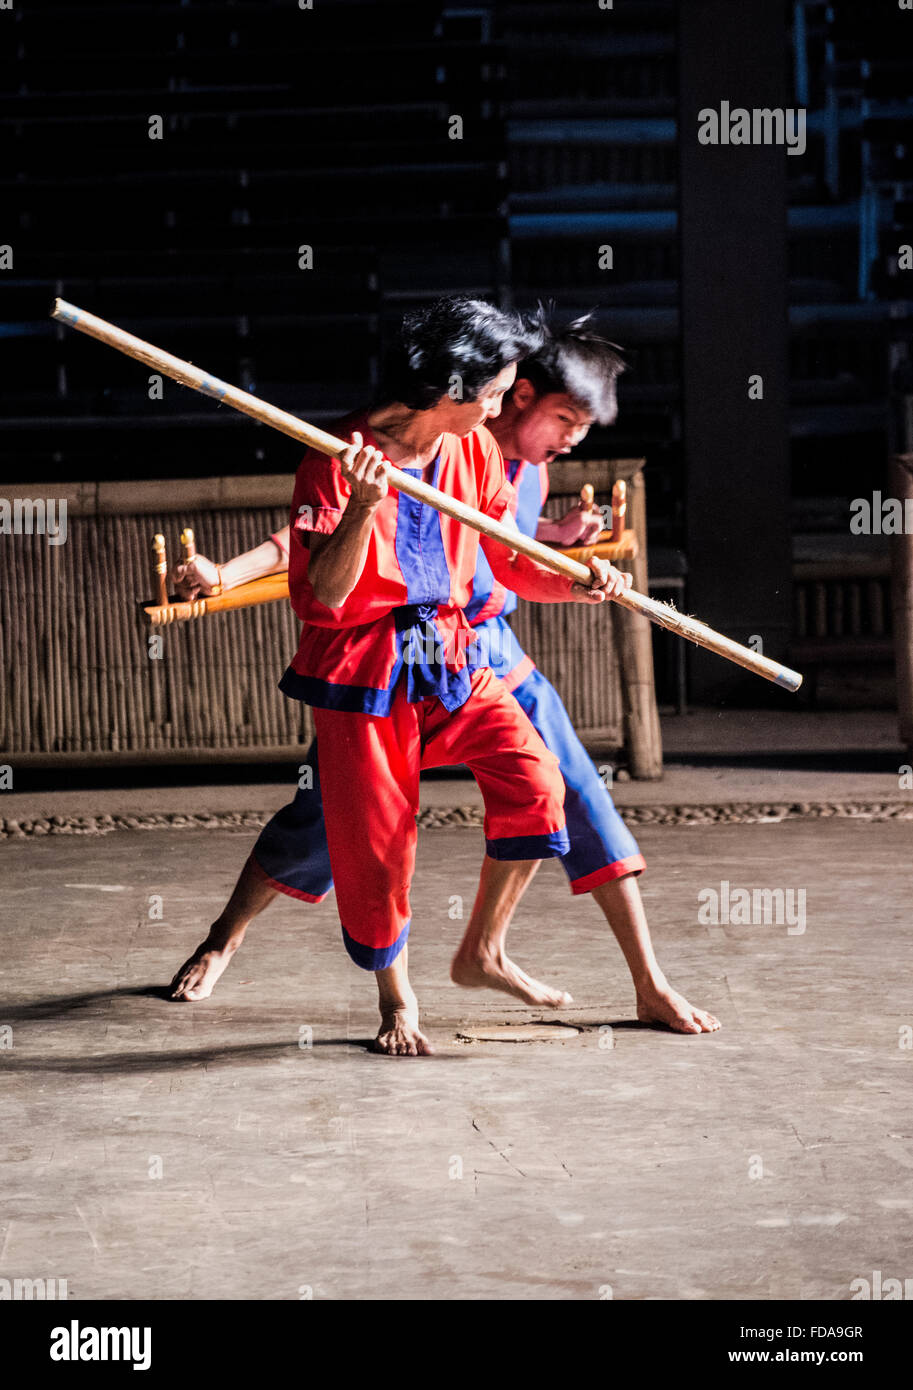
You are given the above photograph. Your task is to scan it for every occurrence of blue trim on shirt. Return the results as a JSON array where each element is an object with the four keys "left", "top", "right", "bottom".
[
  {"left": 510, "top": 458, "right": 545, "bottom": 543},
  {"left": 392, "top": 459, "right": 473, "bottom": 705},
  {"left": 394, "top": 455, "right": 452, "bottom": 607},
  {"left": 279, "top": 665, "right": 399, "bottom": 714},
  {"left": 463, "top": 544, "right": 501, "bottom": 622},
  {"left": 465, "top": 458, "right": 544, "bottom": 623},
  {"left": 279, "top": 623, "right": 473, "bottom": 714},
  {"left": 282, "top": 456, "right": 479, "bottom": 716},
  {"left": 465, "top": 614, "right": 529, "bottom": 683},
  {"left": 395, "top": 605, "right": 473, "bottom": 711}
]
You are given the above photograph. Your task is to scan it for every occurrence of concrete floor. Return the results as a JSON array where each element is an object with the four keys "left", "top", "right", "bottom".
[
  {"left": 4, "top": 707, "right": 908, "bottom": 829},
  {"left": 1, "top": 816, "right": 912, "bottom": 1300},
  {"left": 5, "top": 760, "right": 910, "bottom": 827}
]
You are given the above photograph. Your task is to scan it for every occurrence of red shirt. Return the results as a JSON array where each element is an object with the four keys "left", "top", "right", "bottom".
[{"left": 279, "top": 412, "right": 518, "bottom": 714}]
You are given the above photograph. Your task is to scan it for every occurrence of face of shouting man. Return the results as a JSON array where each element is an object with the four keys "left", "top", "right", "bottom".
[{"left": 490, "top": 376, "right": 605, "bottom": 468}]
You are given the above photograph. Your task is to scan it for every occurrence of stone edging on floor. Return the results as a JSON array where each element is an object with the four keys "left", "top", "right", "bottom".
[{"left": 2, "top": 801, "right": 912, "bottom": 840}]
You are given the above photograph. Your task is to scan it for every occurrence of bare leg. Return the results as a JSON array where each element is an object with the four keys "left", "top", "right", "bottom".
[
  {"left": 450, "top": 856, "right": 573, "bottom": 1007},
  {"left": 170, "top": 855, "right": 279, "bottom": 1001},
  {"left": 373, "top": 944, "right": 433, "bottom": 1056},
  {"left": 592, "top": 875, "right": 720, "bottom": 1033}
]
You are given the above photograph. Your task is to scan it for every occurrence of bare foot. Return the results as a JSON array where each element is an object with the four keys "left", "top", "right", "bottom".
[
  {"left": 373, "top": 1004, "right": 433, "bottom": 1056},
  {"left": 170, "top": 939, "right": 237, "bottom": 1001},
  {"left": 450, "top": 949, "right": 573, "bottom": 1008},
  {"left": 636, "top": 981, "right": 720, "bottom": 1034}
]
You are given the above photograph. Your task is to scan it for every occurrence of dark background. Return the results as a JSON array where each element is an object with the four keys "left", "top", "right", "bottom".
[{"left": 2, "top": 0, "right": 912, "bottom": 701}]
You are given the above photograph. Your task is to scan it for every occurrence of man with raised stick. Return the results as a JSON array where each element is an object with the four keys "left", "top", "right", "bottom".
[{"left": 169, "top": 305, "right": 720, "bottom": 1045}]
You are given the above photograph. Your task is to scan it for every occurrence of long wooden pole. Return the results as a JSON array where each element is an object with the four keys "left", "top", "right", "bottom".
[{"left": 51, "top": 298, "right": 803, "bottom": 692}]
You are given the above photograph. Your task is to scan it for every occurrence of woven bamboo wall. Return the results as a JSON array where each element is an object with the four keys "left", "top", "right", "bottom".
[
  {"left": 0, "top": 463, "right": 650, "bottom": 762},
  {"left": 0, "top": 501, "right": 311, "bottom": 760}
]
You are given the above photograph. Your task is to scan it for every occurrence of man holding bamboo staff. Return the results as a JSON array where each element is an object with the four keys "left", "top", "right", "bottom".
[{"left": 170, "top": 305, "right": 720, "bottom": 1048}]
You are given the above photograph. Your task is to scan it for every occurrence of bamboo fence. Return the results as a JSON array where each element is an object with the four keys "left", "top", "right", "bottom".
[{"left": 0, "top": 465, "right": 660, "bottom": 769}]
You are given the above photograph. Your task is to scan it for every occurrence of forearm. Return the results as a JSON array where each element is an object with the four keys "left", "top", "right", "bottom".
[
  {"left": 307, "top": 501, "right": 379, "bottom": 608},
  {"left": 482, "top": 537, "right": 576, "bottom": 604},
  {"left": 536, "top": 510, "right": 603, "bottom": 545},
  {"left": 534, "top": 517, "right": 567, "bottom": 543},
  {"left": 220, "top": 530, "right": 289, "bottom": 589}
]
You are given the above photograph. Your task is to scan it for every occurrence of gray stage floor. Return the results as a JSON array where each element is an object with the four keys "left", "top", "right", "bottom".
[{"left": 1, "top": 819, "right": 911, "bottom": 1300}]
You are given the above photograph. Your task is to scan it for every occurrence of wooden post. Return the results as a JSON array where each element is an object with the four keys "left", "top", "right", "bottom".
[
  {"left": 890, "top": 453, "right": 913, "bottom": 760},
  {"left": 611, "top": 464, "right": 664, "bottom": 780},
  {"left": 610, "top": 479, "right": 627, "bottom": 544},
  {"left": 152, "top": 533, "right": 168, "bottom": 607},
  {"left": 180, "top": 527, "right": 196, "bottom": 563}
]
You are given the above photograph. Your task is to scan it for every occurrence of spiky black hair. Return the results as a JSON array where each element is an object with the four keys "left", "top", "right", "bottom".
[
  {"left": 377, "top": 296, "right": 543, "bottom": 409},
  {"left": 515, "top": 305, "right": 626, "bottom": 424}
]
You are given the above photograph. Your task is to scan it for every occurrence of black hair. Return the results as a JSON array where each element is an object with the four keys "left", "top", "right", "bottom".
[
  {"left": 376, "top": 296, "right": 542, "bottom": 409},
  {"left": 514, "top": 306, "right": 627, "bottom": 424}
]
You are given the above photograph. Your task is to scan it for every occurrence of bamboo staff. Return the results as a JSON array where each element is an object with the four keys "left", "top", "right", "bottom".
[
  {"left": 146, "top": 570, "right": 291, "bottom": 625},
  {"left": 51, "top": 298, "right": 803, "bottom": 692},
  {"left": 152, "top": 533, "right": 169, "bottom": 606}
]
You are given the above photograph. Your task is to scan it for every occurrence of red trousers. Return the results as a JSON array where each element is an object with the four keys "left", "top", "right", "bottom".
[{"left": 313, "top": 667, "right": 570, "bottom": 969}]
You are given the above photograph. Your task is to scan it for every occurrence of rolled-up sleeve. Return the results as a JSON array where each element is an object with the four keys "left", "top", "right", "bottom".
[
  {"left": 290, "top": 450, "right": 351, "bottom": 541},
  {"left": 476, "top": 431, "right": 516, "bottom": 525},
  {"left": 476, "top": 437, "right": 575, "bottom": 604},
  {"left": 481, "top": 533, "right": 576, "bottom": 603}
]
